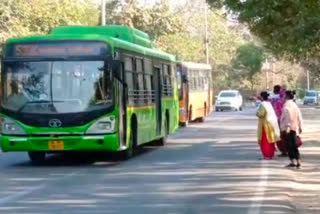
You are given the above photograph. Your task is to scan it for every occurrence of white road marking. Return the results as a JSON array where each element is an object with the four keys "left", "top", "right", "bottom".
[
  {"left": 247, "top": 161, "right": 269, "bottom": 214},
  {"left": 0, "top": 184, "right": 45, "bottom": 205},
  {"left": 0, "top": 171, "right": 79, "bottom": 205}
]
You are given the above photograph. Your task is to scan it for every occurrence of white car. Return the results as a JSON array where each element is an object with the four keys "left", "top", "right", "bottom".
[
  {"left": 215, "top": 90, "right": 243, "bottom": 111},
  {"left": 304, "top": 90, "right": 318, "bottom": 105}
]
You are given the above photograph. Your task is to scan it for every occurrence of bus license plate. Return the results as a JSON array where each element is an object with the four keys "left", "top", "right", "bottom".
[{"left": 48, "top": 140, "right": 64, "bottom": 150}]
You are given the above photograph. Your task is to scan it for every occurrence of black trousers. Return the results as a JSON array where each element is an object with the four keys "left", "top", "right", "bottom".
[{"left": 285, "top": 130, "right": 300, "bottom": 160}]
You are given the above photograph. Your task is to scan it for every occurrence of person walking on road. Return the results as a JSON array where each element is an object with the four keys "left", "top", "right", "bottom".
[
  {"left": 280, "top": 90, "right": 303, "bottom": 168},
  {"left": 270, "top": 85, "right": 287, "bottom": 156},
  {"left": 256, "top": 92, "right": 280, "bottom": 160}
]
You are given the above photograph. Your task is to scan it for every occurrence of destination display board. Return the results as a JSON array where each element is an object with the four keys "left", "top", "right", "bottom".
[{"left": 5, "top": 41, "right": 108, "bottom": 58}]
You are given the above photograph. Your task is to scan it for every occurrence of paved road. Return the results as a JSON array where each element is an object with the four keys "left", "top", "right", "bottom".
[{"left": 0, "top": 107, "right": 320, "bottom": 214}]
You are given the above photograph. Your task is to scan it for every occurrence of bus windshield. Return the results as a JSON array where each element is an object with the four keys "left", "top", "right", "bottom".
[
  {"left": 219, "top": 92, "right": 236, "bottom": 97},
  {"left": 2, "top": 61, "right": 112, "bottom": 114},
  {"left": 306, "top": 91, "right": 317, "bottom": 97}
]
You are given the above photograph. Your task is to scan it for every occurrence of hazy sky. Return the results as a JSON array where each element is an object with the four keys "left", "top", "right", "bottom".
[
  {"left": 97, "top": 0, "right": 189, "bottom": 8},
  {"left": 141, "top": 0, "right": 187, "bottom": 7}
]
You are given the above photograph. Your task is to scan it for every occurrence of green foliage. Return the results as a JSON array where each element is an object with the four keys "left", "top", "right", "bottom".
[
  {"left": 207, "top": 11, "right": 247, "bottom": 65},
  {"left": 206, "top": 0, "right": 320, "bottom": 62},
  {"left": 103, "top": 1, "right": 246, "bottom": 65},
  {"left": 232, "top": 43, "right": 265, "bottom": 89},
  {"left": 104, "top": 0, "right": 183, "bottom": 39},
  {"left": 158, "top": 9, "right": 247, "bottom": 64},
  {"left": 157, "top": 32, "right": 204, "bottom": 62},
  {"left": 0, "top": 0, "right": 99, "bottom": 52}
]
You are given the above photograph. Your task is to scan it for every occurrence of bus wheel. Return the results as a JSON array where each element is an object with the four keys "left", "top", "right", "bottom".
[
  {"left": 180, "top": 121, "right": 188, "bottom": 127},
  {"left": 158, "top": 116, "right": 169, "bottom": 146},
  {"left": 180, "top": 116, "right": 188, "bottom": 127},
  {"left": 28, "top": 152, "right": 46, "bottom": 164},
  {"left": 198, "top": 105, "right": 206, "bottom": 123},
  {"left": 122, "top": 126, "right": 137, "bottom": 160},
  {"left": 188, "top": 106, "right": 192, "bottom": 122}
]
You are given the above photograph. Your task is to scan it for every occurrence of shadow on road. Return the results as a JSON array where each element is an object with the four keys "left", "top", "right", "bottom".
[{"left": 9, "top": 144, "right": 161, "bottom": 168}]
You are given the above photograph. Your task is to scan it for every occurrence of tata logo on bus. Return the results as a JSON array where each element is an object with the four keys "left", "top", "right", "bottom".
[{"left": 48, "top": 119, "right": 62, "bottom": 128}]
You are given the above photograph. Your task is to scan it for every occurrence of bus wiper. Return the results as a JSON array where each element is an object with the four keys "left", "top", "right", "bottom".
[{"left": 17, "top": 100, "right": 64, "bottom": 113}]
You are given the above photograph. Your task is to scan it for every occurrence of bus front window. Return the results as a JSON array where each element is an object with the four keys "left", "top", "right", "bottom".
[{"left": 2, "top": 61, "right": 113, "bottom": 114}]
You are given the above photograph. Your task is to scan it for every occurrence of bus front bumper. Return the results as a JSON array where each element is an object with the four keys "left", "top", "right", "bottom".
[{"left": 0, "top": 134, "right": 119, "bottom": 152}]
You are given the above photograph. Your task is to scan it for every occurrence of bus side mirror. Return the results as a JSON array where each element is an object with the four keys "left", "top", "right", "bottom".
[
  {"left": 111, "top": 60, "right": 122, "bottom": 80},
  {"left": 0, "top": 54, "right": 3, "bottom": 71},
  {"left": 105, "top": 57, "right": 121, "bottom": 80}
]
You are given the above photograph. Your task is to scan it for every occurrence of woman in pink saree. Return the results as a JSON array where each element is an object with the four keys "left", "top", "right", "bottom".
[{"left": 270, "top": 85, "right": 287, "bottom": 156}]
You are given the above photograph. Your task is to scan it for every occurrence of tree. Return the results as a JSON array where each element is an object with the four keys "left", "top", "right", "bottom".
[
  {"left": 232, "top": 43, "right": 265, "bottom": 90},
  {"left": 157, "top": 7, "right": 248, "bottom": 64},
  {"left": 104, "top": 0, "right": 183, "bottom": 39},
  {"left": 0, "top": 0, "right": 99, "bottom": 53},
  {"left": 157, "top": 32, "right": 204, "bottom": 62},
  {"left": 206, "top": 0, "right": 320, "bottom": 62}
]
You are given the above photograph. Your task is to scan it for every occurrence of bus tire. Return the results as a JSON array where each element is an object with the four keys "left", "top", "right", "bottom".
[
  {"left": 188, "top": 106, "right": 192, "bottom": 122},
  {"left": 158, "top": 115, "right": 169, "bottom": 146},
  {"left": 198, "top": 104, "right": 206, "bottom": 123},
  {"left": 121, "top": 120, "right": 137, "bottom": 160},
  {"left": 204, "top": 103, "right": 207, "bottom": 116},
  {"left": 28, "top": 152, "right": 46, "bottom": 164},
  {"left": 180, "top": 120, "right": 188, "bottom": 127}
]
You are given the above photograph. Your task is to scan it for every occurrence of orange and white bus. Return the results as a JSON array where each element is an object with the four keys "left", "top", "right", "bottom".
[{"left": 177, "top": 62, "right": 213, "bottom": 126}]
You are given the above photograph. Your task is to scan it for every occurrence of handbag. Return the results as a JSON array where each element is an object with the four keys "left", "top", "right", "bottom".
[{"left": 296, "top": 136, "right": 303, "bottom": 148}]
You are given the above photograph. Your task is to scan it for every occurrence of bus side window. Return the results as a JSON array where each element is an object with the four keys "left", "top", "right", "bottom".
[
  {"left": 131, "top": 58, "right": 139, "bottom": 104},
  {"left": 150, "top": 75, "right": 155, "bottom": 103},
  {"left": 168, "top": 65, "right": 172, "bottom": 96},
  {"left": 136, "top": 58, "right": 144, "bottom": 105},
  {"left": 200, "top": 71, "right": 205, "bottom": 90},
  {"left": 192, "top": 70, "right": 197, "bottom": 91},
  {"left": 144, "top": 58, "right": 152, "bottom": 104},
  {"left": 189, "top": 70, "right": 193, "bottom": 90},
  {"left": 195, "top": 70, "right": 199, "bottom": 90},
  {"left": 161, "top": 64, "right": 165, "bottom": 96},
  {"left": 198, "top": 71, "right": 202, "bottom": 90},
  {"left": 124, "top": 57, "right": 134, "bottom": 105},
  {"left": 199, "top": 71, "right": 202, "bottom": 90},
  {"left": 162, "top": 64, "right": 167, "bottom": 96},
  {"left": 162, "top": 64, "right": 171, "bottom": 97}
]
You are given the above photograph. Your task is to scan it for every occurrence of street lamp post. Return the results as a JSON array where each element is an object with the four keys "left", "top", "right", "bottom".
[
  {"left": 307, "top": 69, "right": 310, "bottom": 91},
  {"left": 101, "top": 0, "right": 106, "bottom": 26},
  {"left": 205, "top": 4, "right": 209, "bottom": 64}
]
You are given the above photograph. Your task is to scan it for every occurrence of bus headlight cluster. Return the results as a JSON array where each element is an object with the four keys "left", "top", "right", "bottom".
[
  {"left": 1, "top": 118, "right": 26, "bottom": 135},
  {"left": 86, "top": 116, "right": 116, "bottom": 134}
]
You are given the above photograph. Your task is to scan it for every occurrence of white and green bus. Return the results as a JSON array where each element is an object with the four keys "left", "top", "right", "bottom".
[{"left": 0, "top": 25, "right": 179, "bottom": 162}]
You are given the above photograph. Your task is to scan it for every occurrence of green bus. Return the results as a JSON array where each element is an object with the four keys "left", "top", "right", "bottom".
[{"left": 0, "top": 25, "right": 179, "bottom": 162}]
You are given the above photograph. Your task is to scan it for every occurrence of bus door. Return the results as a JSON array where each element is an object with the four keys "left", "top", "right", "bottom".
[
  {"left": 117, "top": 63, "right": 127, "bottom": 147},
  {"left": 206, "top": 71, "right": 211, "bottom": 114},
  {"left": 182, "top": 67, "right": 189, "bottom": 119},
  {"left": 153, "top": 66, "right": 162, "bottom": 136}
]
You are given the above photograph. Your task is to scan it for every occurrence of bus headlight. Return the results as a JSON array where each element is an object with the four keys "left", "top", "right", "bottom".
[
  {"left": 86, "top": 116, "right": 116, "bottom": 134},
  {"left": 1, "top": 118, "right": 26, "bottom": 135}
]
